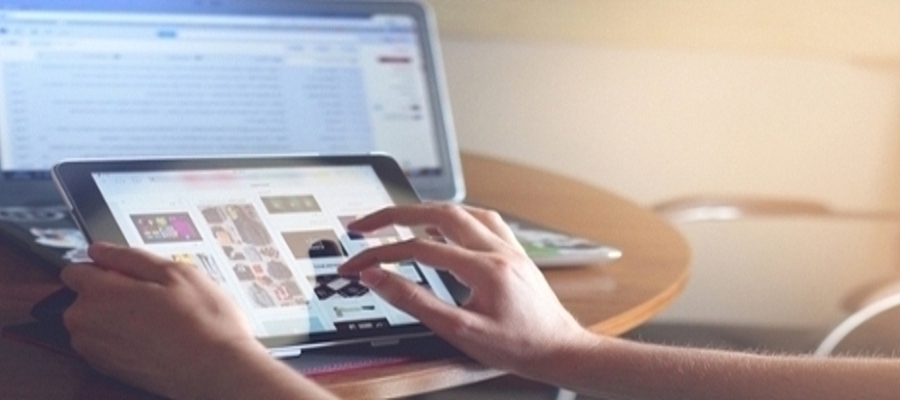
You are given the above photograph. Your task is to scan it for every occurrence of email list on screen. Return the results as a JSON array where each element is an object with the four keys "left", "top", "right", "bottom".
[{"left": 0, "top": 10, "right": 441, "bottom": 175}]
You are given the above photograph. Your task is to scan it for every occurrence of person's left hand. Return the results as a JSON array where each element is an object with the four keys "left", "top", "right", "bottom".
[{"left": 60, "top": 242, "right": 268, "bottom": 399}]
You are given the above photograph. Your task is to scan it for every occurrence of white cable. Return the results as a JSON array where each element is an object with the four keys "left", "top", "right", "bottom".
[
  {"left": 555, "top": 388, "right": 578, "bottom": 400},
  {"left": 814, "top": 291, "right": 900, "bottom": 356}
]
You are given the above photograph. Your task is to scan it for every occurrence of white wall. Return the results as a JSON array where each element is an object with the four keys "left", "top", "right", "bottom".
[
  {"left": 442, "top": 39, "right": 900, "bottom": 210},
  {"left": 426, "top": 1, "right": 900, "bottom": 329}
]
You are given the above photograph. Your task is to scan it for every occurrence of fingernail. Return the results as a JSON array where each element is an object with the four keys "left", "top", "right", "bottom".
[{"left": 359, "top": 268, "right": 388, "bottom": 288}]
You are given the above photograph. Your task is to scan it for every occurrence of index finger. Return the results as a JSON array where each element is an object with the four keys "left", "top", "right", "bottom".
[
  {"left": 348, "top": 204, "right": 505, "bottom": 251},
  {"left": 88, "top": 242, "right": 175, "bottom": 284},
  {"left": 339, "top": 238, "right": 484, "bottom": 289},
  {"left": 458, "top": 205, "right": 523, "bottom": 250}
]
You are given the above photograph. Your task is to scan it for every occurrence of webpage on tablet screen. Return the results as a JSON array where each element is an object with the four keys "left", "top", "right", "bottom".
[{"left": 90, "top": 166, "right": 456, "bottom": 340}]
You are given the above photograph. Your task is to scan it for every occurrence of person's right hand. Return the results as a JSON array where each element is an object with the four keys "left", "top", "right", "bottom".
[
  {"left": 60, "top": 243, "right": 338, "bottom": 400},
  {"left": 338, "top": 204, "right": 596, "bottom": 377},
  {"left": 59, "top": 243, "right": 268, "bottom": 398}
]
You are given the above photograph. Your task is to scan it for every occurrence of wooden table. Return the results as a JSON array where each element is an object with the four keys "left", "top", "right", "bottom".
[{"left": 0, "top": 153, "right": 691, "bottom": 399}]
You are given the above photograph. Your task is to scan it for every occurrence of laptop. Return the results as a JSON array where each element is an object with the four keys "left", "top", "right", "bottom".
[
  {"left": 0, "top": 0, "right": 621, "bottom": 272},
  {"left": 0, "top": 0, "right": 467, "bottom": 270}
]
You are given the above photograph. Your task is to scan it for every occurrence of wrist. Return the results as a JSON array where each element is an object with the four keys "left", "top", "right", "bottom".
[
  {"left": 171, "top": 338, "right": 272, "bottom": 400},
  {"left": 186, "top": 339, "right": 338, "bottom": 400},
  {"left": 513, "top": 327, "right": 607, "bottom": 381}
]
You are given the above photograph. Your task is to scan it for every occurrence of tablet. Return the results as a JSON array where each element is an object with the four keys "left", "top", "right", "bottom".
[{"left": 51, "top": 154, "right": 468, "bottom": 357}]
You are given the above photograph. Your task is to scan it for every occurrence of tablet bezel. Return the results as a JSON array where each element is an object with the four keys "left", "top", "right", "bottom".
[{"left": 52, "top": 153, "right": 469, "bottom": 351}]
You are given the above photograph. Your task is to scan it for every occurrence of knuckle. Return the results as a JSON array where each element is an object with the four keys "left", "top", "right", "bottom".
[
  {"left": 68, "top": 335, "right": 92, "bottom": 357},
  {"left": 61, "top": 314, "right": 77, "bottom": 333},
  {"left": 481, "top": 209, "right": 505, "bottom": 225},
  {"left": 58, "top": 267, "right": 74, "bottom": 284},
  {"left": 363, "top": 247, "right": 392, "bottom": 265},
  {"left": 59, "top": 265, "right": 88, "bottom": 289},
  {"left": 68, "top": 336, "right": 84, "bottom": 353},
  {"left": 406, "top": 237, "right": 432, "bottom": 250},
  {"left": 62, "top": 307, "right": 84, "bottom": 332},
  {"left": 433, "top": 203, "right": 465, "bottom": 220},
  {"left": 173, "top": 260, "right": 201, "bottom": 278},
  {"left": 431, "top": 202, "right": 457, "bottom": 212},
  {"left": 373, "top": 286, "right": 401, "bottom": 306},
  {"left": 483, "top": 254, "right": 516, "bottom": 274},
  {"left": 445, "top": 314, "right": 479, "bottom": 338},
  {"left": 156, "top": 260, "right": 187, "bottom": 282},
  {"left": 376, "top": 275, "right": 420, "bottom": 306},
  {"left": 396, "top": 284, "right": 421, "bottom": 305}
]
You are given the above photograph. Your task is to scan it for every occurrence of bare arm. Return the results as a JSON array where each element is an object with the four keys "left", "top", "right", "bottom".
[
  {"left": 60, "top": 205, "right": 900, "bottom": 399},
  {"left": 61, "top": 244, "right": 337, "bottom": 400},
  {"left": 339, "top": 204, "right": 900, "bottom": 400},
  {"left": 534, "top": 332, "right": 899, "bottom": 399}
]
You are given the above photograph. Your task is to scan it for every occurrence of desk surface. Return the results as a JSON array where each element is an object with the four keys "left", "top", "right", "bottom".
[{"left": 0, "top": 153, "right": 690, "bottom": 399}]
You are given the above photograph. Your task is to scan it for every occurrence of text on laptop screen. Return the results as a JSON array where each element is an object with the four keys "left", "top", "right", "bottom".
[
  {"left": 90, "top": 164, "right": 457, "bottom": 340},
  {"left": 0, "top": 8, "right": 442, "bottom": 177}
]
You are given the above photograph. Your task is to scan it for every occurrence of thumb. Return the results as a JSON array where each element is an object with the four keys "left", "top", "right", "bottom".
[
  {"left": 359, "top": 268, "right": 464, "bottom": 336},
  {"left": 88, "top": 242, "right": 173, "bottom": 283}
]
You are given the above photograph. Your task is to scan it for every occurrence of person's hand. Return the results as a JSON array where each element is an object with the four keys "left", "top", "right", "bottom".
[
  {"left": 60, "top": 243, "right": 270, "bottom": 399},
  {"left": 338, "top": 204, "right": 594, "bottom": 377}
]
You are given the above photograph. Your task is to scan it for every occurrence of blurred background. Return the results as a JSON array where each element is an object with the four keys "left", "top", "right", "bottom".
[{"left": 421, "top": 0, "right": 900, "bottom": 349}]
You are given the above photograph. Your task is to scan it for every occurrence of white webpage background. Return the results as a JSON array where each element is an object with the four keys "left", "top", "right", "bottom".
[
  {"left": 91, "top": 165, "right": 456, "bottom": 339},
  {"left": 0, "top": 10, "right": 441, "bottom": 173}
]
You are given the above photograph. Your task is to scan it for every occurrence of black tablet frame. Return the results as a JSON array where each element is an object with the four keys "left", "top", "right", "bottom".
[{"left": 52, "top": 153, "right": 469, "bottom": 351}]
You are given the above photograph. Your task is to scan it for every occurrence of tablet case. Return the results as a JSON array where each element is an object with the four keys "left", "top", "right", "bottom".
[{"left": 2, "top": 287, "right": 464, "bottom": 377}]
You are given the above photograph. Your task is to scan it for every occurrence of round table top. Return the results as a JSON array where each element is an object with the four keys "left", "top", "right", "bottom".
[{"left": 0, "top": 152, "right": 690, "bottom": 399}]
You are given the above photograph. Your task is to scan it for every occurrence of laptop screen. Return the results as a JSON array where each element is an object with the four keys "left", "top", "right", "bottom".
[{"left": 0, "top": 1, "right": 463, "bottom": 201}]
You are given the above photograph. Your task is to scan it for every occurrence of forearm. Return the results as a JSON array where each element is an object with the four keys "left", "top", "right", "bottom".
[
  {"left": 177, "top": 343, "right": 338, "bottom": 400},
  {"left": 519, "top": 330, "right": 900, "bottom": 400}
]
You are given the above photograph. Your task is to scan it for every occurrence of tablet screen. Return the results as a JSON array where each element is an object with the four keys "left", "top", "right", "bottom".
[{"left": 82, "top": 161, "right": 458, "bottom": 349}]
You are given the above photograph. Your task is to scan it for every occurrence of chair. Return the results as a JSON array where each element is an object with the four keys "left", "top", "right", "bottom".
[
  {"left": 653, "top": 195, "right": 897, "bottom": 223},
  {"left": 554, "top": 195, "right": 900, "bottom": 400},
  {"left": 814, "top": 290, "right": 900, "bottom": 356},
  {"left": 655, "top": 195, "right": 900, "bottom": 357}
]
